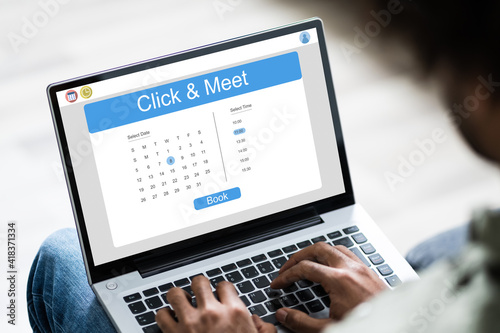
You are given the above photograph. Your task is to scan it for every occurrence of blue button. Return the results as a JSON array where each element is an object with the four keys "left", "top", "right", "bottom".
[
  {"left": 233, "top": 128, "right": 246, "bottom": 135},
  {"left": 194, "top": 187, "right": 241, "bottom": 210}
]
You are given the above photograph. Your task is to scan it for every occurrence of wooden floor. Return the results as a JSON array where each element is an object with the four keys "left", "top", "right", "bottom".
[{"left": 1, "top": 1, "right": 499, "bottom": 331}]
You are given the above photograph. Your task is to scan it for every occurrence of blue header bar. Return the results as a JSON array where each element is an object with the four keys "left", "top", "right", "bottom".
[{"left": 84, "top": 52, "right": 302, "bottom": 133}]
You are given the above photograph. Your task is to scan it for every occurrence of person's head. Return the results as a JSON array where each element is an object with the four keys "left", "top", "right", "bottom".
[{"left": 359, "top": 0, "right": 500, "bottom": 163}]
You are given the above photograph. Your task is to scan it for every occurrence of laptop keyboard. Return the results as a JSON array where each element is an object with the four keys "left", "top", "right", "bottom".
[{"left": 123, "top": 225, "right": 402, "bottom": 332}]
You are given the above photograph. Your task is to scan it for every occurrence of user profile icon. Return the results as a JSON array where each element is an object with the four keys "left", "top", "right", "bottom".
[{"left": 300, "top": 31, "right": 310, "bottom": 44}]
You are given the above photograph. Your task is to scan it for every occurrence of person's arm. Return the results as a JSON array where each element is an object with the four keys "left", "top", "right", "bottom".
[
  {"left": 156, "top": 276, "right": 275, "bottom": 333},
  {"left": 156, "top": 242, "right": 386, "bottom": 333},
  {"left": 270, "top": 242, "right": 387, "bottom": 332}
]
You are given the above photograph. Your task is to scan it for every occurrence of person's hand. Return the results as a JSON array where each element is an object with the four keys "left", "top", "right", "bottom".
[
  {"left": 156, "top": 275, "right": 276, "bottom": 333},
  {"left": 270, "top": 242, "right": 387, "bottom": 333}
]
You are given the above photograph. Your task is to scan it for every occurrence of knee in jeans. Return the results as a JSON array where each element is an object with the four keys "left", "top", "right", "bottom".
[{"left": 38, "top": 228, "right": 79, "bottom": 264}]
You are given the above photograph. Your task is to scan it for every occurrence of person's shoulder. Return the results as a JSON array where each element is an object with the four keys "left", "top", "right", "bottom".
[{"left": 324, "top": 210, "right": 500, "bottom": 333}]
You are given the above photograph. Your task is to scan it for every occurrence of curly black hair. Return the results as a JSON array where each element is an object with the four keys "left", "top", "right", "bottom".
[{"left": 363, "top": 0, "right": 500, "bottom": 91}]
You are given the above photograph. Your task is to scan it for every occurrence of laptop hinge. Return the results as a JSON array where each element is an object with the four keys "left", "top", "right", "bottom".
[{"left": 136, "top": 211, "right": 323, "bottom": 278}]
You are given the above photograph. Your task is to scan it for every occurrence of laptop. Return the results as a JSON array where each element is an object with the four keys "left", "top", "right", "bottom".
[{"left": 47, "top": 18, "right": 418, "bottom": 332}]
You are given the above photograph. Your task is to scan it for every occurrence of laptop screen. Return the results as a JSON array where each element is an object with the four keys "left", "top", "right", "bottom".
[{"left": 50, "top": 19, "right": 348, "bottom": 267}]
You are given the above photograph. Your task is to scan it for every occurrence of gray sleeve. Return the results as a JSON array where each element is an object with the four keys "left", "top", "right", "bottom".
[{"left": 324, "top": 245, "right": 500, "bottom": 333}]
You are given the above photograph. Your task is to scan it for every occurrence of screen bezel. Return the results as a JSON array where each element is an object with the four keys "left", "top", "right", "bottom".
[{"left": 47, "top": 18, "right": 355, "bottom": 284}]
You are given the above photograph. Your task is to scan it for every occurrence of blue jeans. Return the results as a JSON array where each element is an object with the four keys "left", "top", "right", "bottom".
[
  {"left": 404, "top": 224, "right": 469, "bottom": 272},
  {"left": 27, "top": 226, "right": 468, "bottom": 332},
  {"left": 27, "top": 228, "right": 116, "bottom": 332}
]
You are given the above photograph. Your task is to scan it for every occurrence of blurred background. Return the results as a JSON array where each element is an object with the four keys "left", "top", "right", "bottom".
[{"left": 1, "top": 0, "right": 500, "bottom": 331}]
